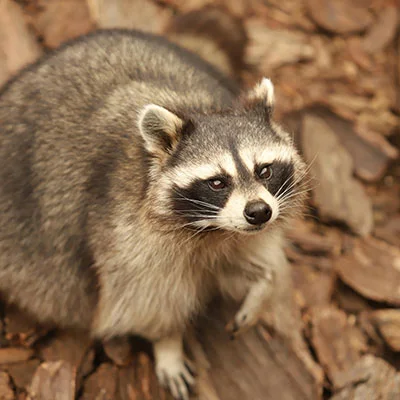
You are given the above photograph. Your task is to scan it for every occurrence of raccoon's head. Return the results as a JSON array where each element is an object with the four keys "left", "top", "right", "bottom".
[{"left": 138, "top": 78, "right": 307, "bottom": 234}]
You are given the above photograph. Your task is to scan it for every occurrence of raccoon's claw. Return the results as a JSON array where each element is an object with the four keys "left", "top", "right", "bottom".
[
  {"left": 156, "top": 357, "right": 196, "bottom": 400},
  {"left": 226, "top": 308, "right": 258, "bottom": 339}
]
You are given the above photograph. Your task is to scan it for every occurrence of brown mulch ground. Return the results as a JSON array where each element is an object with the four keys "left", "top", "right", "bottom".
[{"left": 0, "top": 1, "right": 399, "bottom": 399}]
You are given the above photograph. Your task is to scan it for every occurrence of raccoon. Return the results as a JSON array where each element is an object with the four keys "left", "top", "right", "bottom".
[{"left": 0, "top": 30, "right": 306, "bottom": 399}]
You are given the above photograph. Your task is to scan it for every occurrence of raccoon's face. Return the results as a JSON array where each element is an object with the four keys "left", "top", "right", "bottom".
[{"left": 138, "top": 78, "right": 306, "bottom": 234}]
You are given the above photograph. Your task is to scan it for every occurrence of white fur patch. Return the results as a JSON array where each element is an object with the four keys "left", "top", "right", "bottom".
[
  {"left": 169, "top": 152, "right": 238, "bottom": 189},
  {"left": 169, "top": 164, "right": 221, "bottom": 188},
  {"left": 217, "top": 192, "right": 248, "bottom": 230},
  {"left": 249, "top": 77, "right": 275, "bottom": 107},
  {"left": 256, "top": 144, "right": 292, "bottom": 166},
  {"left": 238, "top": 149, "right": 254, "bottom": 172},
  {"left": 220, "top": 153, "right": 237, "bottom": 177}
]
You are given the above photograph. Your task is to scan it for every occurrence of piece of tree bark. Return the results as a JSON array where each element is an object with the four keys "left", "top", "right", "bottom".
[
  {"left": 37, "top": 330, "right": 94, "bottom": 392},
  {"left": 103, "top": 336, "right": 134, "bottom": 367},
  {"left": 366, "top": 309, "right": 400, "bottom": 352},
  {"left": 195, "top": 299, "right": 322, "bottom": 400},
  {"left": 362, "top": 6, "right": 399, "bottom": 53},
  {"left": 0, "top": 348, "right": 34, "bottom": 365},
  {"left": 335, "top": 237, "right": 400, "bottom": 305},
  {"left": 28, "top": 0, "right": 95, "bottom": 49},
  {"left": 312, "top": 108, "right": 397, "bottom": 182},
  {"left": 374, "top": 215, "right": 400, "bottom": 247},
  {"left": 306, "top": 0, "right": 373, "bottom": 34},
  {"left": 28, "top": 361, "right": 75, "bottom": 400},
  {"left": 330, "top": 355, "right": 400, "bottom": 399},
  {"left": 310, "top": 306, "right": 366, "bottom": 388},
  {"left": 81, "top": 363, "right": 118, "bottom": 400},
  {"left": 292, "top": 264, "right": 335, "bottom": 309},
  {"left": 87, "top": 0, "right": 170, "bottom": 33},
  {"left": 4, "top": 359, "right": 41, "bottom": 391},
  {"left": 286, "top": 221, "right": 340, "bottom": 256},
  {"left": 0, "top": 0, "right": 42, "bottom": 86},
  {"left": 246, "top": 19, "right": 315, "bottom": 73},
  {"left": 335, "top": 282, "right": 372, "bottom": 314},
  {"left": 0, "top": 371, "right": 15, "bottom": 400},
  {"left": 117, "top": 353, "right": 173, "bottom": 400},
  {"left": 302, "top": 112, "right": 373, "bottom": 236}
]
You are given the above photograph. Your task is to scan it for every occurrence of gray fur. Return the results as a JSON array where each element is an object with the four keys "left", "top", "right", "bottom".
[{"left": 0, "top": 29, "right": 306, "bottom": 398}]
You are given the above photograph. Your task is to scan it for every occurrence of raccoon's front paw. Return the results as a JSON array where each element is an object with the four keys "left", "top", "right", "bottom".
[
  {"left": 156, "top": 357, "right": 196, "bottom": 400},
  {"left": 226, "top": 273, "right": 275, "bottom": 339},
  {"left": 226, "top": 306, "right": 260, "bottom": 339}
]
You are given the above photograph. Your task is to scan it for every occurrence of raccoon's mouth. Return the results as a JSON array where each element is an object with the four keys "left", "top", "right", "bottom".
[{"left": 242, "top": 225, "right": 265, "bottom": 233}]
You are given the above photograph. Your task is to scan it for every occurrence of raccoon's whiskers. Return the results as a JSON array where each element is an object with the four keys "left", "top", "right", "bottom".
[
  {"left": 277, "top": 186, "right": 315, "bottom": 205},
  {"left": 274, "top": 170, "right": 297, "bottom": 199},
  {"left": 172, "top": 188, "right": 221, "bottom": 211},
  {"left": 275, "top": 169, "right": 311, "bottom": 202},
  {"left": 275, "top": 156, "right": 317, "bottom": 202}
]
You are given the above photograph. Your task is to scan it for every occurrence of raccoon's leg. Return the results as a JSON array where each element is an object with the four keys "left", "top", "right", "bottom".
[
  {"left": 153, "top": 333, "right": 196, "bottom": 400},
  {"left": 226, "top": 268, "right": 275, "bottom": 338}
]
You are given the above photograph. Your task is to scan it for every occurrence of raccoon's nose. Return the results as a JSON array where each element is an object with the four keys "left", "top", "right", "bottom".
[{"left": 244, "top": 201, "right": 272, "bottom": 225}]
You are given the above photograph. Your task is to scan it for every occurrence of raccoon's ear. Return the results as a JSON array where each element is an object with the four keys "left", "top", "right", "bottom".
[
  {"left": 138, "top": 104, "right": 184, "bottom": 157},
  {"left": 245, "top": 77, "right": 275, "bottom": 118}
]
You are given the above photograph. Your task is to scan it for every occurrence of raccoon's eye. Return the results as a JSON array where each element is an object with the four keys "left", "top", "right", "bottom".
[
  {"left": 208, "top": 178, "right": 226, "bottom": 191},
  {"left": 258, "top": 164, "right": 273, "bottom": 180}
]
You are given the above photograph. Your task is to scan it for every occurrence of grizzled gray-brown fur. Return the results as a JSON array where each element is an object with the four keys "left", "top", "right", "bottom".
[{"left": 0, "top": 29, "right": 306, "bottom": 400}]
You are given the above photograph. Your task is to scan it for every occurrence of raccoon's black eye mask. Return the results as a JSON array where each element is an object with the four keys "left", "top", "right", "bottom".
[{"left": 265, "top": 161, "right": 294, "bottom": 196}]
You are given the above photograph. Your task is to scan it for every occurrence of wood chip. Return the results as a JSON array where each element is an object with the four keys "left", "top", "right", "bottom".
[
  {"left": 362, "top": 6, "right": 399, "bottom": 53},
  {"left": 118, "top": 352, "right": 173, "bottom": 400},
  {"left": 195, "top": 299, "right": 323, "bottom": 400},
  {"left": 335, "top": 282, "right": 372, "bottom": 314},
  {"left": 103, "top": 336, "right": 134, "bottom": 367},
  {"left": 0, "top": 348, "right": 33, "bottom": 365},
  {"left": 37, "top": 330, "right": 93, "bottom": 392},
  {"left": 287, "top": 220, "right": 340, "bottom": 256},
  {"left": 4, "top": 359, "right": 41, "bottom": 391},
  {"left": 335, "top": 237, "right": 400, "bottom": 305},
  {"left": 29, "top": 0, "right": 95, "bottom": 48},
  {"left": 81, "top": 363, "right": 118, "bottom": 400},
  {"left": 374, "top": 215, "right": 400, "bottom": 246},
  {"left": 0, "top": 371, "right": 15, "bottom": 400},
  {"left": 286, "top": 247, "right": 334, "bottom": 271},
  {"left": 331, "top": 355, "right": 400, "bottom": 399},
  {"left": 310, "top": 306, "right": 366, "bottom": 388},
  {"left": 28, "top": 361, "right": 75, "bottom": 400},
  {"left": 367, "top": 309, "right": 400, "bottom": 352},
  {"left": 87, "top": 0, "right": 170, "bottom": 33},
  {"left": 0, "top": 0, "right": 42, "bottom": 86},
  {"left": 246, "top": 19, "right": 315, "bottom": 72},
  {"left": 38, "top": 331, "right": 92, "bottom": 368},
  {"left": 305, "top": 107, "right": 398, "bottom": 182},
  {"left": 302, "top": 112, "right": 373, "bottom": 236},
  {"left": 292, "top": 264, "right": 335, "bottom": 309},
  {"left": 306, "top": 0, "right": 373, "bottom": 34}
]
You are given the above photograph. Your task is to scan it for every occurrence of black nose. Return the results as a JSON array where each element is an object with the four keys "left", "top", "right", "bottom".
[{"left": 244, "top": 201, "right": 272, "bottom": 225}]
